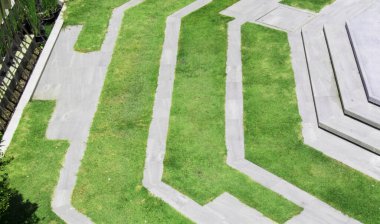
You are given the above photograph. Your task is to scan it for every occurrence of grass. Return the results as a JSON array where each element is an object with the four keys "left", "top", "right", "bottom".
[
  {"left": 162, "top": 0, "right": 301, "bottom": 223},
  {"left": 280, "top": 0, "right": 334, "bottom": 12},
  {"left": 71, "top": 0, "right": 200, "bottom": 223},
  {"left": 3, "top": 101, "right": 68, "bottom": 223},
  {"left": 44, "top": 23, "right": 54, "bottom": 36},
  {"left": 64, "top": 0, "right": 129, "bottom": 52},
  {"left": 242, "top": 23, "right": 380, "bottom": 224}
]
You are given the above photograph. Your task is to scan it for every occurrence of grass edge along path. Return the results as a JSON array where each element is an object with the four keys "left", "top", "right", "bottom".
[
  {"left": 71, "top": 0, "right": 196, "bottom": 223},
  {"left": 280, "top": 0, "right": 335, "bottom": 12},
  {"left": 64, "top": 0, "right": 130, "bottom": 52},
  {"left": 162, "top": 0, "right": 301, "bottom": 223},
  {"left": 3, "top": 101, "right": 68, "bottom": 223},
  {"left": 242, "top": 23, "right": 380, "bottom": 224}
]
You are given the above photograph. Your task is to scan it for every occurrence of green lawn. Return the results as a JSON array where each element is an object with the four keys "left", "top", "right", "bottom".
[
  {"left": 242, "top": 23, "right": 380, "bottom": 224},
  {"left": 2, "top": 0, "right": 377, "bottom": 223},
  {"left": 64, "top": 0, "right": 129, "bottom": 52},
  {"left": 162, "top": 0, "right": 301, "bottom": 223},
  {"left": 71, "top": 0, "right": 197, "bottom": 223},
  {"left": 280, "top": 0, "right": 334, "bottom": 12},
  {"left": 3, "top": 101, "right": 68, "bottom": 223}
]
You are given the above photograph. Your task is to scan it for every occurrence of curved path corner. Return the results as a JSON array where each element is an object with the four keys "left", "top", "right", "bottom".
[{"left": 32, "top": 0, "right": 144, "bottom": 223}]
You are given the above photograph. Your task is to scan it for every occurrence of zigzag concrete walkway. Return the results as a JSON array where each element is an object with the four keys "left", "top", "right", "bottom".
[
  {"left": 32, "top": 0, "right": 144, "bottom": 223},
  {"left": 28, "top": 0, "right": 378, "bottom": 223},
  {"left": 223, "top": 0, "right": 360, "bottom": 223},
  {"left": 143, "top": 0, "right": 364, "bottom": 223},
  {"left": 143, "top": 1, "right": 275, "bottom": 223}
]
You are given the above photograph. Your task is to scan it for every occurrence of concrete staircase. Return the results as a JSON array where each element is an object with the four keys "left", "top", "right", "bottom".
[
  {"left": 300, "top": 0, "right": 380, "bottom": 155},
  {"left": 323, "top": 24, "right": 380, "bottom": 129}
]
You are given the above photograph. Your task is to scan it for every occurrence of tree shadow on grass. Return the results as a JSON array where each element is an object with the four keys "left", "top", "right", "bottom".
[{"left": 0, "top": 158, "right": 39, "bottom": 224}]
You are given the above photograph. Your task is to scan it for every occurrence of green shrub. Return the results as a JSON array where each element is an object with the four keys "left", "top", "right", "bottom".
[{"left": 39, "top": 0, "right": 59, "bottom": 16}]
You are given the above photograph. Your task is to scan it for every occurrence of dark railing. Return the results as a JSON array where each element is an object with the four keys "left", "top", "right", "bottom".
[{"left": 0, "top": 0, "right": 60, "bottom": 134}]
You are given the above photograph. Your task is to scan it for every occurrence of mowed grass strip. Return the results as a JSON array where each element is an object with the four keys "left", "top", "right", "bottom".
[
  {"left": 162, "top": 0, "right": 301, "bottom": 223},
  {"left": 64, "top": 0, "right": 129, "bottom": 52},
  {"left": 242, "top": 23, "right": 380, "bottom": 224},
  {"left": 280, "top": 0, "right": 334, "bottom": 12},
  {"left": 3, "top": 101, "right": 68, "bottom": 223},
  {"left": 71, "top": 0, "right": 196, "bottom": 223}
]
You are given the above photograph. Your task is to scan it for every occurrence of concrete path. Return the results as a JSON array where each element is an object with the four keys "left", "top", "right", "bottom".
[
  {"left": 223, "top": 1, "right": 361, "bottom": 223},
  {"left": 143, "top": 1, "right": 278, "bottom": 223},
  {"left": 347, "top": 2, "right": 380, "bottom": 106},
  {"left": 143, "top": 0, "right": 366, "bottom": 223},
  {"left": 29, "top": 0, "right": 379, "bottom": 223},
  {"left": 143, "top": 1, "right": 228, "bottom": 223},
  {"left": 33, "top": 0, "right": 144, "bottom": 223}
]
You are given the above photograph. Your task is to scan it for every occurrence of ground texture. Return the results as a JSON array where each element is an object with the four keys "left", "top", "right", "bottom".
[{"left": 2, "top": 0, "right": 380, "bottom": 223}]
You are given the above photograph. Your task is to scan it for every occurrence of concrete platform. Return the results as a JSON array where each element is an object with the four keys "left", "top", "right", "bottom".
[
  {"left": 347, "top": 2, "right": 380, "bottom": 106},
  {"left": 302, "top": 27, "right": 380, "bottom": 155},
  {"left": 323, "top": 23, "right": 380, "bottom": 129},
  {"left": 289, "top": 30, "right": 380, "bottom": 181},
  {"left": 300, "top": 0, "right": 380, "bottom": 155}
]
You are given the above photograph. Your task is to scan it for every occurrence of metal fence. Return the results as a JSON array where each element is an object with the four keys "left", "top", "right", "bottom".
[{"left": 0, "top": 0, "right": 47, "bottom": 134}]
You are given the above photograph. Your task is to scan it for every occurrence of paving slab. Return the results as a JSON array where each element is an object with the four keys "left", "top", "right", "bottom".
[
  {"left": 347, "top": 1, "right": 380, "bottom": 106},
  {"left": 205, "top": 193, "right": 275, "bottom": 224}
]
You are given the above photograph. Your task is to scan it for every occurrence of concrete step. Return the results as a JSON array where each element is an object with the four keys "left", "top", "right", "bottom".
[
  {"left": 323, "top": 24, "right": 380, "bottom": 129},
  {"left": 301, "top": 28, "right": 380, "bottom": 155},
  {"left": 205, "top": 193, "right": 275, "bottom": 224},
  {"left": 346, "top": 1, "right": 380, "bottom": 106}
]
